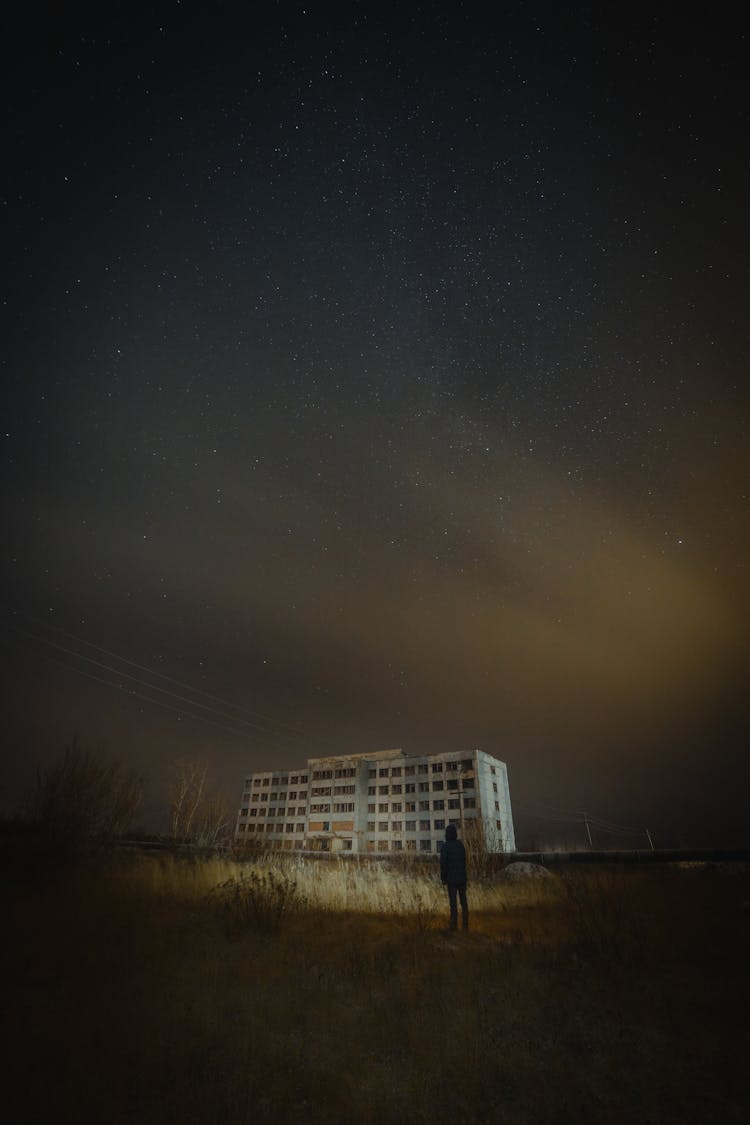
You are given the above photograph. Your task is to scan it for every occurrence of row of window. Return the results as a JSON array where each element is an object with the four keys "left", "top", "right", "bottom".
[
  {"left": 368, "top": 759, "right": 474, "bottom": 779},
  {"left": 369, "top": 797, "right": 477, "bottom": 812},
  {"left": 241, "top": 807, "right": 307, "bottom": 818},
  {"left": 367, "top": 819, "right": 447, "bottom": 833},
  {"left": 310, "top": 784, "right": 356, "bottom": 797},
  {"left": 246, "top": 791, "right": 308, "bottom": 804},
  {"left": 239, "top": 823, "right": 306, "bottom": 833},
  {"left": 367, "top": 779, "right": 473, "bottom": 796},
  {"left": 311, "top": 767, "right": 357, "bottom": 780},
  {"left": 241, "top": 797, "right": 501, "bottom": 821},
  {"left": 249, "top": 774, "right": 309, "bottom": 788}
]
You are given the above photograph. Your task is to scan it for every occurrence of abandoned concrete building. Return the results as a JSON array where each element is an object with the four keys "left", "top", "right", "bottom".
[{"left": 234, "top": 748, "right": 515, "bottom": 854}]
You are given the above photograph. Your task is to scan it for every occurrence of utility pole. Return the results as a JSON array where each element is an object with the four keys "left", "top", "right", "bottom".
[{"left": 581, "top": 811, "right": 593, "bottom": 849}]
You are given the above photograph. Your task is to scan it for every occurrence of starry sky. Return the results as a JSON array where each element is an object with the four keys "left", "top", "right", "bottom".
[{"left": 3, "top": 4, "right": 748, "bottom": 845}]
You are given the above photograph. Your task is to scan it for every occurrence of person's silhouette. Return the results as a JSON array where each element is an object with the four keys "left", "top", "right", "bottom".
[{"left": 440, "top": 823, "right": 468, "bottom": 931}]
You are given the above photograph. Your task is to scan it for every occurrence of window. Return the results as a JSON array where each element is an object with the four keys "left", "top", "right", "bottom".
[
  {"left": 448, "top": 798, "right": 460, "bottom": 809},
  {"left": 419, "top": 839, "right": 431, "bottom": 851},
  {"left": 378, "top": 785, "right": 389, "bottom": 795},
  {"left": 257, "top": 808, "right": 266, "bottom": 817},
  {"left": 250, "top": 808, "right": 258, "bottom": 817},
  {"left": 367, "top": 821, "right": 375, "bottom": 832},
  {"left": 378, "top": 803, "right": 388, "bottom": 813},
  {"left": 238, "top": 824, "right": 246, "bottom": 832},
  {"left": 239, "top": 808, "right": 248, "bottom": 817},
  {"left": 419, "top": 801, "right": 430, "bottom": 812},
  {"left": 406, "top": 839, "right": 416, "bottom": 851},
  {"left": 391, "top": 801, "right": 402, "bottom": 813},
  {"left": 294, "top": 839, "right": 303, "bottom": 849},
  {"left": 253, "top": 779, "right": 261, "bottom": 788},
  {"left": 368, "top": 769, "right": 376, "bottom": 779},
  {"left": 312, "top": 769, "right": 333, "bottom": 780},
  {"left": 490, "top": 766, "right": 496, "bottom": 776},
  {"left": 432, "top": 780, "right": 444, "bottom": 791},
  {"left": 405, "top": 766, "right": 415, "bottom": 776},
  {"left": 299, "top": 792, "right": 307, "bottom": 800},
  {"left": 418, "top": 764, "right": 428, "bottom": 774},
  {"left": 432, "top": 762, "right": 443, "bottom": 773},
  {"left": 261, "top": 793, "right": 269, "bottom": 802},
  {"left": 343, "top": 839, "right": 353, "bottom": 850},
  {"left": 368, "top": 786, "right": 376, "bottom": 796},
  {"left": 296, "top": 823, "right": 305, "bottom": 832},
  {"left": 446, "top": 762, "right": 458, "bottom": 772},
  {"left": 379, "top": 768, "right": 389, "bottom": 777},
  {"left": 405, "top": 820, "right": 416, "bottom": 832},
  {"left": 419, "top": 820, "right": 430, "bottom": 832},
  {"left": 312, "top": 786, "right": 332, "bottom": 797},
  {"left": 378, "top": 822, "right": 388, "bottom": 833},
  {"left": 405, "top": 783, "right": 416, "bottom": 794},
  {"left": 391, "top": 784, "right": 402, "bottom": 795},
  {"left": 290, "top": 775, "right": 298, "bottom": 785},
  {"left": 300, "top": 775, "right": 308, "bottom": 783},
  {"left": 310, "top": 803, "right": 331, "bottom": 813},
  {"left": 334, "top": 784, "right": 355, "bottom": 795},
  {"left": 405, "top": 801, "right": 416, "bottom": 813},
  {"left": 378, "top": 840, "right": 389, "bottom": 851},
  {"left": 391, "top": 820, "right": 402, "bottom": 832},
  {"left": 496, "top": 820, "right": 502, "bottom": 830},
  {"left": 334, "top": 802, "right": 355, "bottom": 813},
  {"left": 280, "top": 777, "right": 288, "bottom": 786},
  {"left": 267, "top": 808, "right": 275, "bottom": 818},
  {"left": 462, "top": 779, "right": 474, "bottom": 790},
  {"left": 447, "top": 779, "right": 458, "bottom": 790},
  {"left": 368, "top": 803, "right": 375, "bottom": 814},
  {"left": 262, "top": 777, "right": 270, "bottom": 786},
  {"left": 270, "top": 792, "right": 278, "bottom": 801},
  {"left": 288, "top": 791, "right": 297, "bottom": 800},
  {"left": 418, "top": 782, "right": 429, "bottom": 793},
  {"left": 494, "top": 801, "right": 500, "bottom": 812},
  {"left": 391, "top": 767, "right": 402, "bottom": 778},
  {"left": 277, "top": 807, "right": 285, "bottom": 817},
  {"left": 462, "top": 759, "right": 473, "bottom": 771},
  {"left": 434, "top": 818, "right": 445, "bottom": 830},
  {"left": 393, "top": 839, "right": 403, "bottom": 850},
  {"left": 433, "top": 799, "right": 445, "bottom": 811},
  {"left": 464, "top": 798, "right": 476, "bottom": 809},
  {"left": 285, "top": 823, "right": 294, "bottom": 833}
]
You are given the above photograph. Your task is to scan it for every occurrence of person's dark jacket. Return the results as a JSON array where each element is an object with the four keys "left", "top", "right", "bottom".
[{"left": 440, "top": 834, "right": 467, "bottom": 886}]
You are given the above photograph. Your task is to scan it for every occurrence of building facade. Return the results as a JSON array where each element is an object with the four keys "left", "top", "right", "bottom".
[{"left": 234, "top": 748, "right": 515, "bottom": 855}]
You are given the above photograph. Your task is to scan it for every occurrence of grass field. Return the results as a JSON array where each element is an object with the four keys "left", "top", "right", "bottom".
[{"left": 7, "top": 850, "right": 749, "bottom": 1124}]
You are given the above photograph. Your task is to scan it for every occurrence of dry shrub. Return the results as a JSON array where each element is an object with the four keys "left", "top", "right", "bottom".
[{"left": 211, "top": 868, "right": 307, "bottom": 936}]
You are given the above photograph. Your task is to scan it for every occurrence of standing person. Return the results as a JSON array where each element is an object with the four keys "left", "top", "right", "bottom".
[{"left": 440, "top": 823, "right": 468, "bottom": 931}]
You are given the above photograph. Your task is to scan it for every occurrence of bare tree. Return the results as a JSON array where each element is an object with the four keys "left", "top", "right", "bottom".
[
  {"left": 31, "top": 736, "right": 144, "bottom": 850},
  {"left": 169, "top": 759, "right": 207, "bottom": 839},
  {"left": 169, "top": 759, "right": 230, "bottom": 847}
]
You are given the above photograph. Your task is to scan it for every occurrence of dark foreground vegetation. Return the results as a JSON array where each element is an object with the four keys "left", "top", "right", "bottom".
[{"left": 7, "top": 849, "right": 749, "bottom": 1124}]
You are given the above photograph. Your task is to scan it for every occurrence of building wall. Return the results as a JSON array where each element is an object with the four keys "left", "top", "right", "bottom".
[{"left": 235, "top": 748, "right": 515, "bottom": 855}]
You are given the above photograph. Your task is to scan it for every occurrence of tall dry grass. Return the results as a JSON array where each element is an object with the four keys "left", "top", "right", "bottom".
[{"left": 7, "top": 850, "right": 749, "bottom": 1125}]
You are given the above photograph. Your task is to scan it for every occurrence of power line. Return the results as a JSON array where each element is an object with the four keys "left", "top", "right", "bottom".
[
  {"left": 8, "top": 622, "right": 321, "bottom": 745},
  {"left": 39, "top": 653, "right": 259, "bottom": 739},
  {"left": 10, "top": 624, "right": 299, "bottom": 739},
  {"left": 9, "top": 611, "right": 306, "bottom": 735}
]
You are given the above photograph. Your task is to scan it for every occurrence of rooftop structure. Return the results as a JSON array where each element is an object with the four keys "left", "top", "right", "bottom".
[{"left": 235, "top": 748, "right": 514, "bottom": 854}]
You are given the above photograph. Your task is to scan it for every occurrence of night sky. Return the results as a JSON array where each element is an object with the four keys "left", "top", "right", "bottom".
[{"left": 3, "top": 4, "right": 748, "bottom": 846}]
